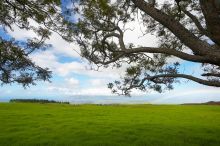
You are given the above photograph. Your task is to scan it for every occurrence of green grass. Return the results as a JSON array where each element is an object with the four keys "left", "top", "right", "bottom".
[{"left": 0, "top": 103, "right": 220, "bottom": 146}]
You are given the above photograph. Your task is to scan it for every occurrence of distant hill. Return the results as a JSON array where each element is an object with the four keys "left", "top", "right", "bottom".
[{"left": 182, "top": 101, "right": 220, "bottom": 105}]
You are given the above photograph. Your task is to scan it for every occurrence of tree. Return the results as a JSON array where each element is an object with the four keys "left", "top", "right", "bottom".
[
  {"left": 69, "top": 0, "right": 220, "bottom": 95},
  {"left": 0, "top": 0, "right": 72, "bottom": 87}
]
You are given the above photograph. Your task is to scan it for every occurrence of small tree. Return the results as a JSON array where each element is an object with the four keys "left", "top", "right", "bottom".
[{"left": 70, "top": 0, "right": 220, "bottom": 95}]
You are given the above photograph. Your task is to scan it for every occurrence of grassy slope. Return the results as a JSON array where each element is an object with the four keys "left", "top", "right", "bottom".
[{"left": 0, "top": 103, "right": 220, "bottom": 146}]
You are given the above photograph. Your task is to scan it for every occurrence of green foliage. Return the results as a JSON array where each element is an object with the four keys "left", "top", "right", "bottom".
[
  {"left": 0, "top": 0, "right": 72, "bottom": 87},
  {"left": 70, "top": 0, "right": 220, "bottom": 95},
  {"left": 0, "top": 103, "right": 220, "bottom": 146}
]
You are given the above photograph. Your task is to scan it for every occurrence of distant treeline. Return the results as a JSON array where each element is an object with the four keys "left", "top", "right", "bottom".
[
  {"left": 10, "top": 99, "right": 69, "bottom": 104},
  {"left": 182, "top": 101, "right": 220, "bottom": 105}
]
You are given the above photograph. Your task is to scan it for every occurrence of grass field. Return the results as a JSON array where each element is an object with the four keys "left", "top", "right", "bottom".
[{"left": 0, "top": 103, "right": 220, "bottom": 146}]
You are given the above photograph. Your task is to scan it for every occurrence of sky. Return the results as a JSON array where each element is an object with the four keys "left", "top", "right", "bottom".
[{"left": 0, "top": 0, "right": 220, "bottom": 104}]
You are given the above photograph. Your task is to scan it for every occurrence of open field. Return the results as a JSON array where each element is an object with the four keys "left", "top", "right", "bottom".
[{"left": 0, "top": 103, "right": 220, "bottom": 146}]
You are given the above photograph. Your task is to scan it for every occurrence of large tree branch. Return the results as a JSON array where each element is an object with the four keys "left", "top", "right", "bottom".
[
  {"left": 92, "top": 46, "right": 215, "bottom": 65},
  {"left": 131, "top": 0, "right": 214, "bottom": 56},
  {"left": 123, "top": 73, "right": 220, "bottom": 94},
  {"left": 199, "top": 0, "right": 220, "bottom": 46},
  {"left": 201, "top": 73, "right": 220, "bottom": 78},
  {"left": 128, "top": 47, "right": 210, "bottom": 63},
  {"left": 144, "top": 74, "right": 220, "bottom": 87}
]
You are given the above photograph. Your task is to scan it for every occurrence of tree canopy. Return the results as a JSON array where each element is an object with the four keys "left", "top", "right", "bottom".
[
  {"left": 0, "top": 0, "right": 72, "bottom": 87},
  {"left": 1, "top": 0, "right": 220, "bottom": 95},
  {"left": 70, "top": 0, "right": 220, "bottom": 95}
]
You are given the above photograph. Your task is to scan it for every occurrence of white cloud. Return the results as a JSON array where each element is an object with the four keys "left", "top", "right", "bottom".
[
  {"left": 89, "top": 79, "right": 107, "bottom": 87},
  {"left": 30, "top": 48, "right": 126, "bottom": 79},
  {"left": 66, "top": 78, "right": 80, "bottom": 86},
  {"left": 123, "top": 19, "right": 158, "bottom": 47},
  {"left": 47, "top": 79, "right": 112, "bottom": 96},
  {"left": 45, "top": 33, "right": 80, "bottom": 58},
  {"left": 73, "top": 87, "right": 112, "bottom": 96},
  {"left": 6, "top": 21, "right": 80, "bottom": 58},
  {"left": 6, "top": 20, "right": 38, "bottom": 40}
]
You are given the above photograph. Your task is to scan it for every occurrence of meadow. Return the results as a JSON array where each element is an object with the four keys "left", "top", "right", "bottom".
[{"left": 0, "top": 103, "right": 220, "bottom": 146}]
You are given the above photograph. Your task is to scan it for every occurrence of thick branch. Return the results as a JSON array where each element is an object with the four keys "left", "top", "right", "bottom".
[
  {"left": 200, "top": 0, "right": 220, "bottom": 46},
  {"left": 124, "top": 73, "right": 220, "bottom": 94},
  {"left": 128, "top": 47, "right": 209, "bottom": 63},
  {"left": 202, "top": 73, "right": 220, "bottom": 78},
  {"left": 93, "top": 46, "right": 213, "bottom": 65},
  {"left": 131, "top": 0, "right": 213, "bottom": 55},
  {"left": 145, "top": 74, "right": 220, "bottom": 87}
]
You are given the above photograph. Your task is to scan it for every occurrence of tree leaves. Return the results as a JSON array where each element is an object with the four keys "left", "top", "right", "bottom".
[{"left": 0, "top": 0, "right": 69, "bottom": 87}]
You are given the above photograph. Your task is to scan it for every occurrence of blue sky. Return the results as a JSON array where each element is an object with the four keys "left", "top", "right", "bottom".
[{"left": 0, "top": 0, "right": 220, "bottom": 104}]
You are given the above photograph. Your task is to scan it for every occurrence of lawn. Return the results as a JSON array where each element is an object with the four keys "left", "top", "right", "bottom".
[{"left": 0, "top": 103, "right": 220, "bottom": 146}]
